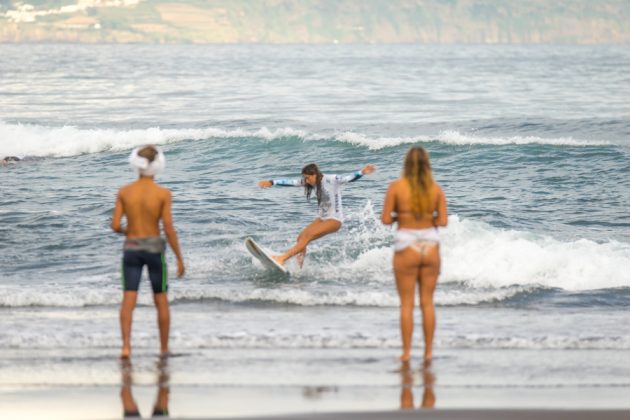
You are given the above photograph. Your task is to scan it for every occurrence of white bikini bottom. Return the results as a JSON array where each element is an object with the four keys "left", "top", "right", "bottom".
[{"left": 394, "top": 228, "right": 440, "bottom": 253}]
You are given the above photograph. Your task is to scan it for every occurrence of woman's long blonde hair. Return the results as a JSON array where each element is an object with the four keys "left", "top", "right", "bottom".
[{"left": 403, "top": 147, "right": 434, "bottom": 217}]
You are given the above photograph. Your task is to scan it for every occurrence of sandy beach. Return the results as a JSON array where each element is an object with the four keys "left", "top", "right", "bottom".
[
  {"left": 2, "top": 340, "right": 630, "bottom": 419},
  {"left": 218, "top": 410, "right": 630, "bottom": 420},
  {"left": 3, "top": 382, "right": 630, "bottom": 419}
]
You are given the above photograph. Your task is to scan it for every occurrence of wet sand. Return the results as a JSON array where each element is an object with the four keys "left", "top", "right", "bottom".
[
  {"left": 213, "top": 410, "right": 630, "bottom": 420},
  {"left": 2, "top": 383, "right": 630, "bottom": 420}
]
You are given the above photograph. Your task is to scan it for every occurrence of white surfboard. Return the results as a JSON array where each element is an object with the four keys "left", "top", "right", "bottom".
[{"left": 245, "top": 237, "right": 289, "bottom": 274}]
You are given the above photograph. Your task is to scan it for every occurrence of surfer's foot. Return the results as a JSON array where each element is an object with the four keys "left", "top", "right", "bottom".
[
  {"left": 399, "top": 352, "right": 411, "bottom": 363},
  {"left": 120, "top": 346, "right": 131, "bottom": 359},
  {"left": 272, "top": 255, "right": 285, "bottom": 266},
  {"left": 159, "top": 350, "right": 170, "bottom": 359}
]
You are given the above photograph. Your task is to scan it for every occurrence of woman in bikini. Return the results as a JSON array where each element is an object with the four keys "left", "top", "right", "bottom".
[
  {"left": 259, "top": 162, "right": 375, "bottom": 267},
  {"left": 381, "top": 147, "right": 448, "bottom": 365}
]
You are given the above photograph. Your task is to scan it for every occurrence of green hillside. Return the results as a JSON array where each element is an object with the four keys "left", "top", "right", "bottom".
[{"left": 1, "top": 0, "right": 628, "bottom": 43}]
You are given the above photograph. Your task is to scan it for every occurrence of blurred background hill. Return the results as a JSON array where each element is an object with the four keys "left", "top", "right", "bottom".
[{"left": 1, "top": 0, "right": 628, "bottom": 43}]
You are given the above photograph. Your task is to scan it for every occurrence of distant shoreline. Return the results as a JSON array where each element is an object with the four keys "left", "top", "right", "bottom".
[{"left": 1, "top": 0, "right": 628, "bottom": 44}]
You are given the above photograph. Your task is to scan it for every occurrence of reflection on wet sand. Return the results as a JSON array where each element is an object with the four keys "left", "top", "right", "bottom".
[
  {"left": 421, "top": 367, "right": 436, "bottom": 408},
  {"left": 399, "top": 362, "right": 436, "bottom": 409},
  {"left": 120, "top": 357, "right": 170, "bottom": 418},
  {"left": 302, "top": 385, "right": 339, "bottom": 400}
]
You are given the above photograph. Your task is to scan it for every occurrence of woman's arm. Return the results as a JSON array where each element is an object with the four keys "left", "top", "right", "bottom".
[
  {"left": 335, "top": 164, "right": 376, "bottom": 184},
  {"left": 381, "top": 182, "right": 397, "bottom": 225},
  {"left": 258, "top": 178, "right": 303, "bottom": 188},
  {"left": 433, "top": 184, "right": 448, "bottom": 227}
]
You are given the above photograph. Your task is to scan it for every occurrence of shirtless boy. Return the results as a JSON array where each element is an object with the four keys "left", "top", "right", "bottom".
[{"left": 111, "top": 145, "right": 185, "bottom": 358}]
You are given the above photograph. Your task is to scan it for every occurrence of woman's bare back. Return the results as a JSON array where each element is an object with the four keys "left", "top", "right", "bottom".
[{"left": 388, "top": 179, "right": 446, "bottom": 230}]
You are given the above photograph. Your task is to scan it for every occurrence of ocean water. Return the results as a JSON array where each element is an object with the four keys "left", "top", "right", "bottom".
[{"left": 1, "top": 44, "right": 630, "bottom": 414}]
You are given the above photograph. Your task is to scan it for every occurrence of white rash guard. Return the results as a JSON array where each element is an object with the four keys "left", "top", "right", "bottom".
[{"left": 272, "top": 170, "right": 364, "bottom": 222}]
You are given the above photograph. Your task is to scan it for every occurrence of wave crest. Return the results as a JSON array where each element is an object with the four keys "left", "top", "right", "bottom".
[{"left": 0, "top": 121, "right": 612, "bottom": 157}]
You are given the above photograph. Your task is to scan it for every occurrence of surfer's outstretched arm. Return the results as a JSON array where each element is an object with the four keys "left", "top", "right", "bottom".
[
  {"left": 335, "top": 164, "right": 376, "bottom": 184},
  {"left": 258, "top": 178, "right": 303, "bottom": 188}
]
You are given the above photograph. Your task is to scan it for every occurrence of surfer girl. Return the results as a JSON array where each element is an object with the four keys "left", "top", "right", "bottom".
[
  {"left": 381, "top": 147, "right": 447, "bottom": 365},
  {"left": 258, "top": 163, "right": 376, "bottom": 267}
]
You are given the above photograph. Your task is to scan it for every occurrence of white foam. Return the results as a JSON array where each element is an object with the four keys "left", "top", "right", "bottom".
[
  {"left": 433, "top": 130, "right": 611, "bottom": 147},
  {"left": 439, "top": 334, "right": 630, "bottom": 350},
  {"left": 0, "top": 121, "right": 613, "bottom": 157},
  {"left": 0, "top": 288, "right": 129, "bottom": 308},
  {"left": 335, "top": 131, "right": 426, "bottom": 149},
  {"left": 175, "top": 287, "right": 398, "bottom": 307},
  {"left": 441, "top": 216, "right": 630, "bottom": 291},
  {"left": 0, "top": 281, "right": 532, "bottom": 308},
  {"left": 0, "top": 210, "right": 628, "bottom": 308},
  {"left": 326, "top": 130, "right": 610, "bottom": 149},
  {"left": 2, "top": 329, "right": 629, "bottom": 350},
  {"left": 0, "top": 122, "right": 251, "bottom": 157},
  {"left": 301, "top": 205, "right": 630, "bottom": 292}
]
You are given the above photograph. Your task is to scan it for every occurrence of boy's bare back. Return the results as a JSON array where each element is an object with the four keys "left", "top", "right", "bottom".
[
  {"left": 111, "top": 147, "right": 183, "bottom": 277},
  {"left": 114, "top": 178, "right": 172, "bottom": 239}
]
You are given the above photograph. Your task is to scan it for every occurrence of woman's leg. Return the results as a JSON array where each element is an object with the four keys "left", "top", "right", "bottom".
[
  {"left": 418, "top": 245, "right": 440, "bottom": 365},
  {"left": 274, "top": 218, "right": 341, "bottom": 265},
  {"left": 296, "top": 230, "right": 307, "bottom": 268},
  {"left": 394, "top": 247, "right": 421, "bottom": 362}
]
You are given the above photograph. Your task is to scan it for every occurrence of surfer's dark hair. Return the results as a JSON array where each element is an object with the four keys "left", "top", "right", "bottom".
[{"left": 301, "top": 163, "right": 323, "bottom": 204}]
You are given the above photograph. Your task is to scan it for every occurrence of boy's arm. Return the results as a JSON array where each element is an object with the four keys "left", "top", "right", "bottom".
[
  {"left": 111, "top": 191, "right": 126, "bottom": 234},
  {"left": 162, "top": 190, "right": 185, "bottom": 277}
]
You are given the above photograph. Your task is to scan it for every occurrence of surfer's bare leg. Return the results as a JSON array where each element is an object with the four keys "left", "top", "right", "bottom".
[
  {"left": 295, "top": 231, "right": 308, "bottom": 268},
  {"left": 274, "top": 218, "right": 341, "bottom": 265},
  {"left": 120, "top": 291, "right": 138, "bottom": 358},
  {"left": 296, "top": 248, "right": 307, "bottom": 268}
]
